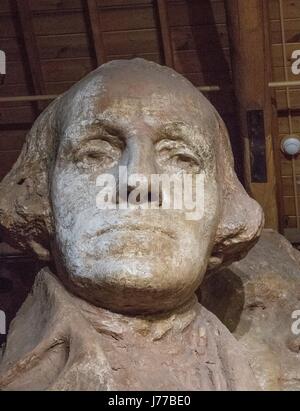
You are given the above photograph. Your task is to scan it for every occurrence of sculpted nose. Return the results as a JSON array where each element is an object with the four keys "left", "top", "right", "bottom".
[
  {"left": 117, "top": 137, "right": 162, "bottom": 206},
  {"left": 127, "top": 138, "right": 157, "bottom": 177}
]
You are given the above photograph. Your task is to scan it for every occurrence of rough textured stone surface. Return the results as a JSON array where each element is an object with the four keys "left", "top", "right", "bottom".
[
  {"left": 200, "top": 229, "right": 300, "bottom": 391},
  {"left": 0, "top": 59, "right": 263, "bottom": 390},
  {"left": 0, "top": 268, "right": 259, "bottom": 391}
]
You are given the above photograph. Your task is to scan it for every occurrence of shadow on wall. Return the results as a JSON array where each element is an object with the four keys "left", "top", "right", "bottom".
[
  {"left": 0, "top": 250, "right": 45, "bottom": 346},
  {"left": 197, "top": 268, "right": 245, "bottom": 333}
]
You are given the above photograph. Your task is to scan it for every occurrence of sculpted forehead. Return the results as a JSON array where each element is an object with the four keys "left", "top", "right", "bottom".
[{"left": 56, "top": 59, "right": 218, "bottom": 142}]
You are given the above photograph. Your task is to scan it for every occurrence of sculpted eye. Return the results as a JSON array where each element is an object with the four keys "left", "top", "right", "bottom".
[
  {"left": 74, "top": 139, "right": 122, "bottom": 169},
  {"left": 155, "top": 139, "right": 202, "bottom": 173},
  {"left": 168, "top": 152, "right": 201, "bottom": 173},
  {"left": 171, "top": 151, "right": 200, "bottom": 166}
]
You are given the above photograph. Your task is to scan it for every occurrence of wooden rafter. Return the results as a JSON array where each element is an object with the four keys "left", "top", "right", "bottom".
[
  {"left": 157, "top": 0, "right": 174, "bottom": 68},
  {"left": 15, "top": 0, "right": 46, "bottom": 112},
  {"left": 0, "top": 85, "right": 220, "bottom": 104},
  {"left": 225, "top": 0, "right": 280, "bottom": 230},
  {"left": 86, "top": 0, "right": 106, "bottom": 67}
]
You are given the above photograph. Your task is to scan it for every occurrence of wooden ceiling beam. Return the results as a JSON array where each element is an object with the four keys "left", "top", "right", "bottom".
[
  {"left": 157, "top": 0, "right": 174, "bottom": 68},
  {"left": 86, "top": 0, "right": 106, "bottom": 67},
  {"left": 225, "top": 0, "right": 280, "bottom": 230},
  {"left": 15, "top": 0, "right": 46, "bottom": 112}
]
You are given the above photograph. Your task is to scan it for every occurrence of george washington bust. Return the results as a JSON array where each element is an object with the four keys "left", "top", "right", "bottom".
[{"left": 0, "top": 59, "right": 263, "bottom": 390}]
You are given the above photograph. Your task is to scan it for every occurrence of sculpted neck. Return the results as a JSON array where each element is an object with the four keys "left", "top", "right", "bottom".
[
  {"left": 34, "top": 266, "right": 201, "bottom": 341},
  {"left": 74, "top": 291, "right": 200, "bottom": 341}
]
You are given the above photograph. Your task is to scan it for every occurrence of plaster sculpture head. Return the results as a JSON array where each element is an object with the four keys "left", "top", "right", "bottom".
[{"left": 0, "top": 59, "right": 263, "bottom": 315}]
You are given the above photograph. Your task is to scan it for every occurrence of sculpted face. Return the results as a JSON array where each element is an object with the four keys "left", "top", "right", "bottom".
[{"left": 51, "top": 61, "right": 221, "bottom": 314}]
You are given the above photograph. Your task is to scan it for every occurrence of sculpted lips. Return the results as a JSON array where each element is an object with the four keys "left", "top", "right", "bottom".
[
  {"left": 84, "top": 224, "right": 177, "bottom": 259},
  {"left": 87, "top": 224, "right": 177, "bottom": 241}
]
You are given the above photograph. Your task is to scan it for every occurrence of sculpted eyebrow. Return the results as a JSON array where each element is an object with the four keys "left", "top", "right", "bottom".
[
  {"left": 85, "top": 121, "right": 124, "bottom": 138},
  {"left": 157, "top": 122, "right": 204, "bottom": 146},
  {"left": 157, "top": 122, "right": 199, "bottom": 145},
  {"left": 65, "top": 120, "right": 125, "bottom": 150},
  {"left": 157, "top": 122, "right": 213, "bottom": 160},
  {"left": 159, "top": 122, "right": 192, "bottom": 136}
]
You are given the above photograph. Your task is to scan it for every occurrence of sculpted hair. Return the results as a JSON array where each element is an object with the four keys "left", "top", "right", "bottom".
[
  {"left": 0, "top": 60, "right": 263, "bottom": 269},
  {"left": 209, "top": 112, "right": 264, "bottom": 270}
]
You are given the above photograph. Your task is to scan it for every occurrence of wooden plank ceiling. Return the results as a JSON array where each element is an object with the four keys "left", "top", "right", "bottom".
[
  {"left": 0, "top": 0, "right": 235, "bottom": 181},
  {"left": 269, "top": 0, "right": 300, "bottom": 231},
  {"left": 2, "top": 0, "right": 299, "bottom": 234}
]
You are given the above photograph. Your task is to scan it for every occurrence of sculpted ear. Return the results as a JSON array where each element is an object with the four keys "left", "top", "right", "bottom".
[
  {"left": 0, "top": 102, "right": 58, "bottom": 260},
  {"left": 208, "top": 114, "right": 264, "bottom": 271}
]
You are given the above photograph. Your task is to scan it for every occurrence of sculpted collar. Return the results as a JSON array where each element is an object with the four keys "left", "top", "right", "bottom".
[{"left": 0, "top": 268, "right": 258, "bottom": 391}]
